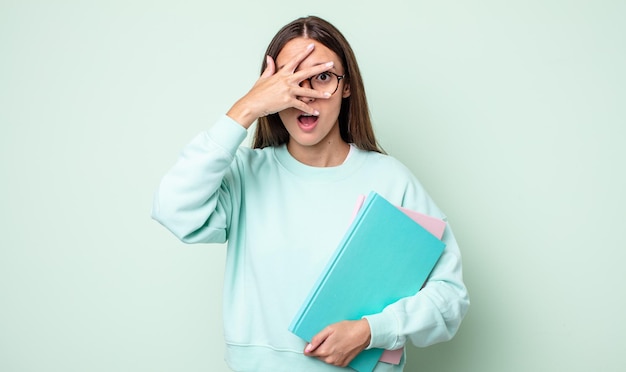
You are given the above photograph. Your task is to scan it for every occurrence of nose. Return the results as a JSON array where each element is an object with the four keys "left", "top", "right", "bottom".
[
  {"left": 298, "top": 78, "right": 315, "bottom": 103},
  {"left": 299, "top": 77, "right": 313, "bottom": 89}
]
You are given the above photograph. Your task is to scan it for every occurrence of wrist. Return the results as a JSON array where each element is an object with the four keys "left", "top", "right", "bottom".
[
  {"left": 358, "top": 318, "right": 372, "bottom": 349},
  {"left": 227, "top": 99, "right": 258, "bottom": 129}
]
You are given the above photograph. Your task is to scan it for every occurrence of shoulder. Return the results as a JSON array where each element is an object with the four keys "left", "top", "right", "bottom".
[
  {"left": 357, "top": 148, "right": 416, "bottom": 178},
  {"left": 355, "top": 148, "right": 445, "bottom": 216},
  {"left": 233, "top": 145, "right": 277, "bottom": 168}
]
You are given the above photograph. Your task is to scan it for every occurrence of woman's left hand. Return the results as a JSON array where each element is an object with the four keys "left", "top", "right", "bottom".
[{"left": 303, "top": 319, "right": 372, "bottom": 368}]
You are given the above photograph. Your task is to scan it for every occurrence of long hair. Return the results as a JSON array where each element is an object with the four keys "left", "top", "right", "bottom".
[{"left": 252, "top": 16, "right": 384, "bottom": 153}]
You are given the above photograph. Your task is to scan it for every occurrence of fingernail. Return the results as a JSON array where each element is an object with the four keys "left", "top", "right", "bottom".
[
  {"left": 313, "top": 110, "right": 320, "bottom": 116},
  {"left": 323, "top": 92, "right": 331, "bottom": 98},
  {"left": 307, "top": 43, "right": 315, "bottom": 50},
  {"left": 325, "top": 61, "right": 334, "bottom": 67},
  {"left": 305, "top": 344, "right": 312, "bottom": 352}
]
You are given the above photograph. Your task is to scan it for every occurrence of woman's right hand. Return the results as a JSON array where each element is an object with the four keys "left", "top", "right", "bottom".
[{"left": 226, "top": 43, "right": 334, "bottom": 129}]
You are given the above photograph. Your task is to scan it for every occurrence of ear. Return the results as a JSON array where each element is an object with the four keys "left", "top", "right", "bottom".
[{"left": 342, "top": 81, "right": 351, "bottom": 98}]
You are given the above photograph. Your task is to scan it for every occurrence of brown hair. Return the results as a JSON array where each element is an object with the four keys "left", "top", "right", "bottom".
[{"left": 252, "top": 16, "right": 384, "bottom": 153}]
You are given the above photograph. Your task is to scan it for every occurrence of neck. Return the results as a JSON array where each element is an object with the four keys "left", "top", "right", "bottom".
[{"left": 287, "top": 139, "right": 350, "bottom": 167}]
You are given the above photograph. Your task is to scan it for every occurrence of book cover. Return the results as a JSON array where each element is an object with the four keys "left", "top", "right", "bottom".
[{"left": 289, "top": 192, "right": 446, "bottom": 371}]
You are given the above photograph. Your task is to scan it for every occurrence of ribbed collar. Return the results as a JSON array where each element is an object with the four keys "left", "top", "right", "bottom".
[{"left": 272, "top": 144, "right": 368, "bottom": 182}]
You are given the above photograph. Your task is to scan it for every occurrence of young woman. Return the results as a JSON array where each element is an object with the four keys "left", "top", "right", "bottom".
[{"left": 152, "top": 16, "right": 469, "bottom": 371}]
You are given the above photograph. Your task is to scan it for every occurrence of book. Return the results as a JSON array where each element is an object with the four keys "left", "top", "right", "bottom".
[
  {"left": 348, "top": 195, "right": 447, "bottom": 366},
  {"left": 289, "top": 191, "right": 446, "bottom": 372}
]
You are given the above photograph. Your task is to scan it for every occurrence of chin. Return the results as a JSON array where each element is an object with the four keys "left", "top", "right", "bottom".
[{"left": 289, "top": 134, "right": 324, "bottom": 148}]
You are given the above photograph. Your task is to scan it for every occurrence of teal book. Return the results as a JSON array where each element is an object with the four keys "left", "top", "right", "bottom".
[{"left": 288, "top": 192, "right": 446, "bottom": 372}]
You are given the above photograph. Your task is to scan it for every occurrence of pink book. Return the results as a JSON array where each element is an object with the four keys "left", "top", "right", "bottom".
[{"left": 351, "top": 194, "right": 447, "bottom": 365}]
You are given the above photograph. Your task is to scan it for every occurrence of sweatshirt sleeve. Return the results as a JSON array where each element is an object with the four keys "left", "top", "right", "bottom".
[
  {"left": 151, "top": 115, "right": 248, "bottom": 244},
  {"left": 363, "top": 180, "right": 470, "bottom": 350}
]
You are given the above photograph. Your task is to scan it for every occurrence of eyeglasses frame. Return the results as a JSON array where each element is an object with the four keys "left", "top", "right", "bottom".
[{"left": 303, "top": 71, "right": 346, "bottom": 95}]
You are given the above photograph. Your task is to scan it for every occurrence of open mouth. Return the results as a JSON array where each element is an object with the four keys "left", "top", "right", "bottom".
[{"left": 297, "top": 113, "right": 319, "bottom": 131}]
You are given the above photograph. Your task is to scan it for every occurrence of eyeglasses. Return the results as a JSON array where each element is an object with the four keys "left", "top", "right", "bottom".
[{"left": 302, "top": 71, "right": 345, "bottom": 95}]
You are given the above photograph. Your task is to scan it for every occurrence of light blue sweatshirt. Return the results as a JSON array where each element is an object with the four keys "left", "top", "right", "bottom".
[{"left": 152, "top": 115, "right": 469, "bottom": 371}]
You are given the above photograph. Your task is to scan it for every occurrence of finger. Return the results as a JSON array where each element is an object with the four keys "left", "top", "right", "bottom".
[
  {"left": 305, "top": 327, "right": 331, "bottom": 354},
  {"left": 292, "top": 61, "right": 335, "bottom": 83},
  {"left": 292, "top": 101, "right": 320, "bottom": 117},
  {"left": 260, "top": 55, "right": 276, "bottom": 78},
  {"left": 281, "top": 43, "right": 316, "bottom": 72},
  {"left": 293, "top": 86, "right": 332, "bottom": 100}
]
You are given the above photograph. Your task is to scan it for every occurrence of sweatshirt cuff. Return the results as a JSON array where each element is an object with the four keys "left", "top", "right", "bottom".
[
  {"left": 205, "top": 115, "right": 248, "bottom": 156},
  {"left": 363, "top": 312, "right": 399, "bottom": 350}
]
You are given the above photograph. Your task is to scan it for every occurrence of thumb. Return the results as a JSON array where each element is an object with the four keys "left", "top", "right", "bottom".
[
  {"left": 260, "top": 55, "right": 275, "bottom": 78},
  {"left": 305, "top": 327, "right": 331, "bottom": 354}
]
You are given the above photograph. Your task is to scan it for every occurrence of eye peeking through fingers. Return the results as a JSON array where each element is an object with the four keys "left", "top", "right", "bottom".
[{"left": 301, "top": 72, "right": 345, "bottom": 95}]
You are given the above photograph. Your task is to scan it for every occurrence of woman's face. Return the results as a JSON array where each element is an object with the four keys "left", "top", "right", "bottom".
[{"left": 276, "top": 37, "right": 351, "bottom": 153}]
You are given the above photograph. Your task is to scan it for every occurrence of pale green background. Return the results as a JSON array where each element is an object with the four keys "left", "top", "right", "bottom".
[{"left": 1, "top": 0, "right": 625, "bottom": 371}]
